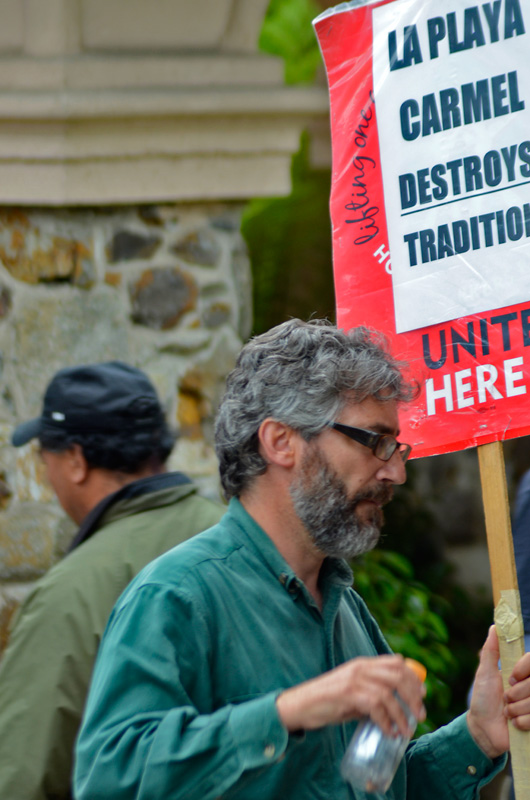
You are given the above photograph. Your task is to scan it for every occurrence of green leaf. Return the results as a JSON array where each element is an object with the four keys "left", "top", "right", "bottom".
[
  {"left": 259, "top": 0, "right": 322, "bottom": 84},
  {"left": 352, "top": 547, "right": 458, "bottom": 729}
]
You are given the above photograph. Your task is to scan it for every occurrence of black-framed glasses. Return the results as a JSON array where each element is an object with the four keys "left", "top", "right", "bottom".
[{"left": 327, "top": 422, "right": 412, "bottom": 463}]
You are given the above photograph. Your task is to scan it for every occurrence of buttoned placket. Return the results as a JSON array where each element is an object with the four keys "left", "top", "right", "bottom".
[
  {"left": 278, "top": 566, "right": 351, "bottom": 753},
  {"left": 322, "top": 580, "right": 351, "bottom": 751}
]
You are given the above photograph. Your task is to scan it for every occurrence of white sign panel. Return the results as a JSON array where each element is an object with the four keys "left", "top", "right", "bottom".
[{"left": 373, "top": 0, "right": 530, "bottom": 333}]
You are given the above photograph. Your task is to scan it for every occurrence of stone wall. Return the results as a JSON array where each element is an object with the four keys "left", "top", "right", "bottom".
[{"left": 0, "top": 201, "right": 251, "bottom": 653}]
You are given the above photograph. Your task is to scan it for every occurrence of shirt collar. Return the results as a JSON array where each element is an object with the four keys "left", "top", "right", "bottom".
[{"left": 227, "top": 497, "right": 353, "bottom": 596}]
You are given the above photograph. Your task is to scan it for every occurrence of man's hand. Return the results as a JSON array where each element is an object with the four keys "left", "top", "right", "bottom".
[
  {"left": 468, "top": 625, "right": 530, "bottom": 758},
  {"left": 276, "top": 654, "right": 426, "bottom": 737}
]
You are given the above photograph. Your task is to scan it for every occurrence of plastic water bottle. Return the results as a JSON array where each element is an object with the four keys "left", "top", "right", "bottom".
[{"left": 340, "top": 658, "right": 427, "bottom": 794}]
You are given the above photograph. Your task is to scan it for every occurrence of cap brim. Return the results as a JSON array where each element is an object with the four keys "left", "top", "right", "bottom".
[{"left": 11, "top": 418, "right": 42, "bottom": 447}]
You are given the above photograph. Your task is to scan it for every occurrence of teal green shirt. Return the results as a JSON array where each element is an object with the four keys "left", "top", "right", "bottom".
[{"left": 74, "top": 498, "right": 504, "bottom": 799}]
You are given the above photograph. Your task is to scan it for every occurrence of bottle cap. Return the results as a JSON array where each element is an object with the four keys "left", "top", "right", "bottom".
[{"left": 405, "top": 658, "right": 427, "bottom": 683}]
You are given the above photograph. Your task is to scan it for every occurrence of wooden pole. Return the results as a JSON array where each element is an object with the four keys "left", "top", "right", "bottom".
[{"left": 477, "top": 441, "right": 530, "bottom": 799}]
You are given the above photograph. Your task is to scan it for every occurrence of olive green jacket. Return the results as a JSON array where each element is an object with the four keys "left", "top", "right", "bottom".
[{"left": 0, "top": 474, "right": 223, "bottom": 800}]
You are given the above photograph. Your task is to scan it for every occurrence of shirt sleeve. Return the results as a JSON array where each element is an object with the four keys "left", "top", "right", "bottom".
[
  {"left": 0, "top": 578, "right": 96, "bottom": 800},
  {"left": 405, "top": 713, "right": 507, "bottom": 798},
  {"left": 74, "top": 581, "right": 291, "bottom": 800}
]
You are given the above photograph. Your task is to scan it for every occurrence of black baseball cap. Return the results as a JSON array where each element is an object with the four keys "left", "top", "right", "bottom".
[{"left": 12, "top": 361, "right": 165, "bottom": 447}]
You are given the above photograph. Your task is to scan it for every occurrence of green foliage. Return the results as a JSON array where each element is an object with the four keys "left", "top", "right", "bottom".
[
  {"left": 260, "top": 0, "right": 323, "bottom": 84},
  {"left": 241, "top": 134, "right": 335, "bottom": 336},
  {"left": 380, "top": 462, "right": 494, "bottom": 723},
  {"left": 352, "top": 549, "right": 456, "bottom": 734},
  {"left": 245, "top": 2, "right": 334, "bottom": 334}
]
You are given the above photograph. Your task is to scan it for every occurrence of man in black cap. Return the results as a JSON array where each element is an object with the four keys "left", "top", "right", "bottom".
[{"left": 0, "top": 361, "right": 223, "bottom": 800}]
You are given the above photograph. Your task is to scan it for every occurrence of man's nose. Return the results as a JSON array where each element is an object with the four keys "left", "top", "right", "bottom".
[{"left": 376, "top": 449, "right": 407, "bottom": 485}]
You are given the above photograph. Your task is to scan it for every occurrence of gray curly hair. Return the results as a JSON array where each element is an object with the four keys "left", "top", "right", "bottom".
[{"left": 214, "top": 318, "right": 415, "bottom": 499}]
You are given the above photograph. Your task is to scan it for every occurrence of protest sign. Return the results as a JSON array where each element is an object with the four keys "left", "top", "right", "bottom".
[
  {"left": 315, "top": 4, "right": 530, "bottom": 793},
  {"left": 314, "top": 0, "right": 530, "bottom": 459}
]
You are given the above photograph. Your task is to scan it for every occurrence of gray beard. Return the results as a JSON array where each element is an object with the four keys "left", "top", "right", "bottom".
[{"left": 289, "top": 444, "right": 393, "bottom": 560}]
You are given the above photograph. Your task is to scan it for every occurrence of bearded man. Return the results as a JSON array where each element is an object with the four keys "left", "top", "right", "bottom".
[{"left": 74, "top": 319, "right": 530, "bottom": 800}]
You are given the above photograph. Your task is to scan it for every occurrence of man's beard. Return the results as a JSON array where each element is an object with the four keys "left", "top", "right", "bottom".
[{"left": 289, "top": 444, "right": 393, "bottom": 559}]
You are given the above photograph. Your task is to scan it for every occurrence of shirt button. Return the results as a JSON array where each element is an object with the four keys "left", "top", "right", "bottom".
[
  {"left": 264, "top": 744, "right": 276, "bottom": 759},
  {"left": 466, "top": 765, "right": 477, "bottom": 776}
]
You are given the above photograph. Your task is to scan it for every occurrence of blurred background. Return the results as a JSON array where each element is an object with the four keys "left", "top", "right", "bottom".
[{"left": 0, "top": 3, "right": 526, "bottom": 793}]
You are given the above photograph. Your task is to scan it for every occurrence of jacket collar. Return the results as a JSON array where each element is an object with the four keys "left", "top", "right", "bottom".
[{"left": 68, "top": 472, "right": 193, "bottom": 552}]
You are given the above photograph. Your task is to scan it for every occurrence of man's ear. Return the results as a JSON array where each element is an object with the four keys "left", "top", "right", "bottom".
[
  {"left": 67, "top": 443, "right": 90, "bottom": 485},
  {"left": 257, "top": 418, "right": 299, "bottom": 469}
]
